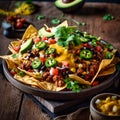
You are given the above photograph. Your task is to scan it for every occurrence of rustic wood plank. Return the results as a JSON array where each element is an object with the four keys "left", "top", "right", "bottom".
[
  {"left": 19, "top": 95, "right": 50, "bottom": 120},
  {"left": 0, "top": 1, "right": 24, "bottom": 120},
  {"left": 0, "top": 65, "right": 23, "bottom": 120}
]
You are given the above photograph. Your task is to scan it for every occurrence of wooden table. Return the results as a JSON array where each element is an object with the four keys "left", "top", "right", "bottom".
[{"left": 0, "top": 1, "right": 120, "bottom": 120}]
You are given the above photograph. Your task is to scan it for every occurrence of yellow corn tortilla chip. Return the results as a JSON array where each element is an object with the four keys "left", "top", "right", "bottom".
[
  {"left": 98, "top": 64, "right": 116, "bottom": 77},
  {"left": 56, "top": 20, "right": 68, "bottom": 27},
  {"left": 14, "top": 74, "right": 66, "bottom": 91},
  {"left": 8, "top": 40, "right": 22, "bottom": 53},
  {"left": 18, "top": 67, "right": 42, "bottom": 79},
  {"left": 90, "top": 56, "right": 115, "bottom": 84},
  {"left": 0, "top": 54, "right": 20, "bottom": 65},
  {"left": 69, "top": 74, "right": 91, "bottom": 85},
  {"left": 6, "top": 60, "right": 18, "bottom": 72},
  {"left": 97, "top": 56, "right": 119, "bottom": 77},
  {"left": 22, "top": 24, "right": 38, "bottom": 40}
]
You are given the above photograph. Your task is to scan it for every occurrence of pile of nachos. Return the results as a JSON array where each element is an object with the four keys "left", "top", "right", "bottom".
[{"left": 0, "top": 21, "right": 119, "bottom": 92}]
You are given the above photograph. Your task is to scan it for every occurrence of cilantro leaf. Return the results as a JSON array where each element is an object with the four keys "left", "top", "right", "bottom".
[
  {"left": 37, "top": 15, "right": 45, "bottom": 20},
  {"left": 55, "top": 26, "right": 81, "bottom": 47},
  {"left": 64, "top": 78, "right": 81, "bottom": 92},
  {"left": 15, "top": 2, "right": 21, "bottom": 7},
  {"left": 72, "top": 19, "right": 86, "bottom": 26},
  {"left": 12, "top": 54, "right": 17, "bottom": 58},
  {"left": 103, "top": 14, "right": 115, "bottom": 21},
  {"left": 51, "top": 19, "right": 61, "bottom": 25}
]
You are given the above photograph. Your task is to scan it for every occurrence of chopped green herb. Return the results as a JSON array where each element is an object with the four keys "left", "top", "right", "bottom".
[
  {"left": 15, "top": 2, "right": 21, "bottom": 7},
  {"left": 12, "top": 54, "right": 17, "bottom": 58},
  {"left": 103, "top": 14, "right": 115, "bottom": 21},
  {"left": 37, "top": 15, "right": 45, "bottom": 20},
  {"left": 105, "top": 51, "right": 113, "bottom": 59},
  {"left": 55, "top": 26, "right": 83, "bottom": 47},
  {"left": 105, "top": 44, "right": 114, "bottom": 50},
  {"left": 64, "top": 78, "right": 81, "bottom": 92},
  {"left": 91, "top": 39, "right": 97, "bottom": 46},
  {"left": 72, "top": 19, "right": 86, "bottom": 26},
  {"left": 51, "top": 19, "right": 61, "bottom": 25},
  {"left": 19, "top": 70, "right": 26, "bottom": 77},
  {"left": 60, "top": 13, "right": 65, "bottom": 19}
]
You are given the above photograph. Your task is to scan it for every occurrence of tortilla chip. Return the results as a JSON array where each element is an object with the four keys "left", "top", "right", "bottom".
[
  {"left": 90, "top": 56, "right": 115, "bottom": 84},
  {"left": 22, "top": 24, "right": 38, "bottom": 40},
  {"left": 10, "top": 39, "right": 22, "bottom": 47},
  {"left": 69, "top": 74, "right": 91, "bottom": 85},
  {"left": 0, "top": 54, "right": 20, "bottom": 65},
  {"left": 6, "top": 60, "right": 18, "bottom": 71},
  {"left": 8, "top": 45, "right": 17, "bottom": 54},
  {"left": 14, "top": 74, "right": 66, "bottom": 91},
  {"left": 17, "top": 67, "right": 42, "bottom": 79},
  {"left": 98, "top": 64, "right": 116, "bottom": 77},
  {"left": 8, "top": 40, "right": 22, "bottom": 53},
  {"left": 56, "top": 20, "right": 68, "bottom": 27}
]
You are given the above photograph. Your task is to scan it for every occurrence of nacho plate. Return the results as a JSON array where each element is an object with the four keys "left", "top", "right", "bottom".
[{"left": 1, "top": 21, "right": 120, "bottom": 100}]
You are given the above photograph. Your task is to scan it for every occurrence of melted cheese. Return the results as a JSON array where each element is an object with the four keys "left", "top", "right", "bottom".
[{"left": 50, "top": 44, "right": 76, "bottom": 72}]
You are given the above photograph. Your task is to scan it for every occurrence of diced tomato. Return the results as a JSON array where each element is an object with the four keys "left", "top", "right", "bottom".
[
  {"left": 42, "top": 36, "right": 48, "bottom": 41},
  {"left": 49, "top": 39, "right": 56, "bottom": 44},
  {"left": 85, "top": 74, "right": 91, "bottom": 81},
  {"left": 92, "top": 81, "right": 99, "bottom": 86},
  {"left": 20, "top": 18, "right": 26, "bottom": 23},
  {"left": 76, "top": 49, "right": 80, "bottom": 55},
  {"left": 13, "top": 46, "right": 20, "bottom": 52},
  {"left": 96, "top": 45, "right": 103, "bottom": 52},
  {"left": 10, "top": 69, "right": 16, "bottom": 76},
  {"left": 40, "top": 57, "right": 46, "bottom": 63},
  {"left": 46, "top": 29, "right": 51, "bottom": 32},
  {"left": 83, "top": 43, "right": 90, "bottom": 48},
  {"left": 16, "top": 21, "right": 23, "bottom": 29},
  {"left": 62, "top": 61, "right": 69, "bottom": 67},
  {"left": 33, "top": 37, "right": 40, "bottom": 43},
  {"left": 28, "top": 69, "right": 33, "bottom": 72},
  {"left": 50, "top": 68, "right": 59, "bottom": 75}
]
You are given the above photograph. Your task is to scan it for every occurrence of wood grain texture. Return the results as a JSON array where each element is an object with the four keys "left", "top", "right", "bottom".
[
  {"left": 19, "top": 95, "right": 50, "bottom": 120},
  {"left": 0, "top": 1, "right": 120, "bottom": 120},
  {"left": 0, "top": 67, "right": 23, "bottom": 120}
]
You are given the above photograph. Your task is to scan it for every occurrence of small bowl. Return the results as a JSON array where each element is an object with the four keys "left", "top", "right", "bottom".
[
  {"left": 2, "top": 20, "right": 30, "bottom": 38},
  {"left": 90, "top": 93, "right": 120, "bottom": 120}
]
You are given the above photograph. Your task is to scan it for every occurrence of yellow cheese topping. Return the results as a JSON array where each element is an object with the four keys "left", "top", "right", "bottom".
[
  {"left": 50, "top": 44, "right": 76, "bottom": 72},
  {"left": 0, "top": 2, "right": 35, "bottom": 16}
]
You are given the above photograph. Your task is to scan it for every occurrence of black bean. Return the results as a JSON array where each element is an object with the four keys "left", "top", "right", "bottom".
[
  {"left": 44, "top": 46, "right": 49, "bottom": 51},
  {"left": 27, "top": 50, "right": 31, "bottom": 53},
  {"left": 41, "top": 65, "right": 46, "bottom": 71}
]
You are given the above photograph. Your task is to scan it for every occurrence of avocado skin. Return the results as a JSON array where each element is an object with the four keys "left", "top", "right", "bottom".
[{"left": 54, "top": 0, "right": 85, "bottom": 13}]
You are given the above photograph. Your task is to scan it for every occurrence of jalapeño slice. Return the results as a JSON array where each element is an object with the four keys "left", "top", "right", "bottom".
[
  {"left": 80, "top": 36, "right": 89, "bottom": 43},
  {"left": 105, "top": 51, "right": 113, "bottom": 59},
  {"left": 32, "top": 59, "right": 42, "bottom": 69},
  {"left": 35, "top": 41, "right": 46, "bottom": 50},
  {"left": 45, "top": 58, "right": 57, "bottom": 67},
  {"left": 46, "top": 48, "right": 56, "bottom": 54},
  {"left": 80, "top": 49, "right": 92, "bottom": 60}
]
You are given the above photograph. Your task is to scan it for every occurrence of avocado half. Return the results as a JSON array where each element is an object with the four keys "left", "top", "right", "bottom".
[{"left": 54, "top": 0, "right": 85, "bottom": 13}]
